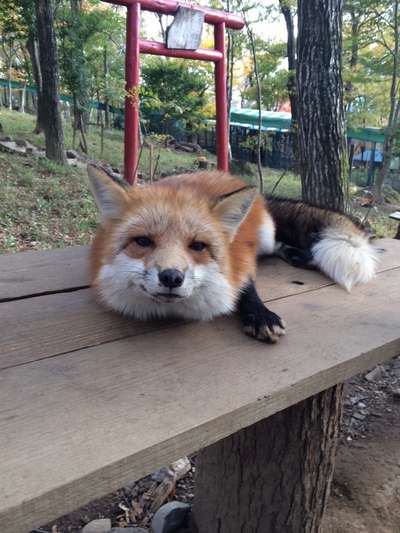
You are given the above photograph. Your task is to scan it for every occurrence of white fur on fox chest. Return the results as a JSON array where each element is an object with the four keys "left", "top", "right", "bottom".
[{"left": 95, "top": 254, "right": 237, "bottom": 321}]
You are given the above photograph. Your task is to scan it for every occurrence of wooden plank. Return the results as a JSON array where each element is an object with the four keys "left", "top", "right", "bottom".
[
  {"left": 1, "top": 239, "right": 399, "bottom": 370},
  {"left": 0, "top": 238, "right": 397, "bottom": 302},
  {"left": 166, "top": 6, "right": 205, "bottom": 50},
  {"left": 0, "top": 266, "right": 399, "bottom": 532},
  {"left": 0, "top": 288, "right": 179, "bottom": 370},
  {"left": 0, "top": 259, "right": 328, "bottom": 370},
  {"left": 0, "top": 240, "right": 397, "bottom": 362},
  {"left": 0, "top": 246, "right": 89, "bottom": 301}
]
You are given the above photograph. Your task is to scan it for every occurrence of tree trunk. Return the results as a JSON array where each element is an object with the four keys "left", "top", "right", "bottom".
[
  {"left": 34, "top": 0, "right": 66, "bottom": 162},
  {"left": 70, "top": 0, "right": 89, "bottom": 150},
  {"left": 103, "top": 46, "right": 110, "bottom": 129},
  {"left": 374, "top": 0, "right": 399, "bottom": 202},
  {"left": 374, "top": 108, "right": 399, "bottom": 199},
  {"left": 344, "top": 7, "right": 359, "bottom": 109},
  {"left": 297, "top": 0, "right": 346, "bottom": 211},
  {"left": 192, "top": 385, "right": 343, "bottom": 533},
  {"left": 27, "top": 31, "right": 44, "bottom": 133},
  {"left": 192, "top": 4, "right": 347, "bottom": 532},
  {"left": 242, "top": 8, "right": 263, "bottom": 194},
  {"left": 280, "top": 0, "right": 299, "bottom": 171},
  {"left": 226, "top": 0, "right": 234, "bottom": 162},
  {"left": 8, "top": 46, "right": 13, "bottom": 111},
  {"left": 20, "top": 84, "right": 26, "bottom": 113}
]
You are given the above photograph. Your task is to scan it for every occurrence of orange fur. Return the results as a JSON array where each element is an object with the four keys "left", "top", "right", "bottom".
[{"left": 90, "top": 171, "right": 267, "bottom": 292}]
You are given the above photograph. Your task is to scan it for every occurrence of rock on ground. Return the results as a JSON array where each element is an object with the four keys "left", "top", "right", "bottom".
[
  {"left": 81, "top": 518, "right": 111, "bottom": 533},
  {"left": 151, "top": 501, "right": 191, "bottom": 533}
]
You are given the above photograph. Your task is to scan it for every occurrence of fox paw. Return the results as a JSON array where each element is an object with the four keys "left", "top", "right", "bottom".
[{"left": 242, "top": 307, "right": 286, "bottom": 343}]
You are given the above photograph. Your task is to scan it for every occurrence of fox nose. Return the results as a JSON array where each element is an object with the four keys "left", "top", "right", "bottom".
[{"left": 159, "top": 269, "right": 185, "bottom": 289}]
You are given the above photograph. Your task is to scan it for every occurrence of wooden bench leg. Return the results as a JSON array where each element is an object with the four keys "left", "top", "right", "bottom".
[{"left": 192, "top": 385, "right": 343, "bottom": 533}]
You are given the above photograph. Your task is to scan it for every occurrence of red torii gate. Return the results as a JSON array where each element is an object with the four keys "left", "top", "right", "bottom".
[{"left": 102, "top": 0, "right": 244, "bottom": 184}]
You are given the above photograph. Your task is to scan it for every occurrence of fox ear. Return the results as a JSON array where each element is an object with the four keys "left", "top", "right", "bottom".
[
  {"left": 87, "top": 165, "right": 129, "bottom": 223},
  {"left": 212, "top": 186, "right": 258, "bottom": 239}
]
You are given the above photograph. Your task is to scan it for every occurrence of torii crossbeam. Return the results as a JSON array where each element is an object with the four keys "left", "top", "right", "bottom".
[{"left": 102, "top": 0, "right": 244, "bottom": 184}]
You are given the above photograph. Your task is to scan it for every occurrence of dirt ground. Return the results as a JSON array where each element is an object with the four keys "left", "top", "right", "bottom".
[
  {"left": 323, "top": 360, "right": 400, "bottom": 533},
  {"left": 35, "top": 356, "right": 400, "bottom": 533}
]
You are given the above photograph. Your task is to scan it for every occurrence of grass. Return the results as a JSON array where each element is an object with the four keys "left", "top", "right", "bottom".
[
  {"left": 0, "top": 109, "right": 398, "bottom": 253},
  {"left": 0, "top": 109, "right": 209, "bottom": 253},
  {"left": 0, "top": 153, "right": 97, "bottom": 252},
  {"left": 0, "top": 109, "right": 201, "bottom": 171}
]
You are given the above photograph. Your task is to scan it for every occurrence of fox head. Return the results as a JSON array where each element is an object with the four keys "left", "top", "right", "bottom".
[{"left": 88, "top": 165, "right": 257, "bottom": 321}]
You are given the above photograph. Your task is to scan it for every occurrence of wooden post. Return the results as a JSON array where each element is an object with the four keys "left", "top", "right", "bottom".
[{"left": 192, "top": 385, "right": 343, "bottom": 533}]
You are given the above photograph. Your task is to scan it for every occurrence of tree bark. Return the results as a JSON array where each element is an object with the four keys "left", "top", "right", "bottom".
[
  {"left": 374, "top": 0, "right": 399, "bottom": 202},
  {"left": 103, "top": 46, "right": 110, "bottom": 129},
  {"left": 69, "top": 0, "right": 89, "bottom": 151},
  {"left": 192, "top": 385, "right": 343, "bottom": 533},
  {"left": 26, "top": 30, "right": 44, "bottom": 133},
  {"left": 297, "top": 0, "right": 346, "bottom": 211},
  {"left": 20, "top": 83, "right": 26, "bottom": 113},
  {"left": 192, "top": 4, "right": 347, "bottom": 531},
  {"left": 7, "top": 43, "right": 14, "bottom": 111},
  {"left": 242, "top": 6, "right": 263, "bottom": 194},
  {"left": 34, "top": 0, "right": 66, "bottom": 163},
  {"left": 280, "top": 0, "right": 299, "bottom": 171},
  {"left": 344, "top": 6, "right": 359, "bottom": 108}
]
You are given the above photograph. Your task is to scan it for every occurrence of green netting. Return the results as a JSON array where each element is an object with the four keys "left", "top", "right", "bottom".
[
  {"left": 0, "top": 80, "right": 387, "bottom": 143},
  {"left": 230, "top": 108, "right": 291, "bottom": 131},
  {"left": 0, "top": 78, "right": 123, "bottom": 114},
  {"left": 230, "top": 107, "right": 385, "bottom": 144}
]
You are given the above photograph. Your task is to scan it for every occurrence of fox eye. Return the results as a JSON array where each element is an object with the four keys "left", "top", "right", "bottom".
[
  {"left": 189, "top": 240, "right": 207, "bottom": 252},
  {"left": 133, "top": 236, "right": 153, "bottom": 247}
]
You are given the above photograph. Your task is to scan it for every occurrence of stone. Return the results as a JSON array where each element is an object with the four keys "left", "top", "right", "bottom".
[
  {"left": 152, "top": 465, "right": 174, "bottom": 483},
  {"left": 66, "top": 149, "right": 79, "bottom": 159},
  {"left": 352, "top": 412, "right": 366, "bottom": 421},
  {"left": 365, "top": 365, "right": 386, "bottom": 382},
  {"left": 151, "top": 501, "right": 191, "bottom": 533},
  {"left": 81, "top": 518, "right": 111, "bottom": 533},
  {"left": 391, "top": 388, "right": 400, "bottom": 400},
  {"left": 15, "top": 139, "right": 27, "bottom": 147}
]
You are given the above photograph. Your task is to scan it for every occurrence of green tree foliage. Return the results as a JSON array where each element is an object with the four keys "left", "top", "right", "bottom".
[
  {"left": 83, "top": 8, "right": 125, "bottom": 123},
  {"left": 343, "top": 0, "right": 395, "bottom": 127},
  {"left": 242, "top": 39, "right": 288, "bottom": 110},
  {"left": 140, "top": 58, "right": 211, "bottom": 136},
  {"left": 343, "top": 0, "right": 400, "bottom": 198},
  {"left": 57, "top": 1, "right": 126, "bottom": 147},
  {"left": 0, "top": 0, "right": 30, "bottom": 105}
]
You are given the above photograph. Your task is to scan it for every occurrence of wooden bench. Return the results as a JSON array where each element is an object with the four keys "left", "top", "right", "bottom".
[{"left": 1, "top": 239, "right": 400, "bottom": 533}]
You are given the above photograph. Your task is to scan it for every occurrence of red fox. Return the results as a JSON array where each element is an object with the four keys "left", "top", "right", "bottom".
[{"left": 88, "top": 165, "right": 378, "bottom": 343}]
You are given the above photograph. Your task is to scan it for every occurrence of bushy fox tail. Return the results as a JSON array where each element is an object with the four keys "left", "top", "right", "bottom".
[{"left": 265, "top": 197, "right": 379, "bottom": 291}]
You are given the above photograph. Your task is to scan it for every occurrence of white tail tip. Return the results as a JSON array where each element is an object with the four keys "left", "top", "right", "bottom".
[{"left": 311, "top": 229, "right": 379, "bottom": 291}]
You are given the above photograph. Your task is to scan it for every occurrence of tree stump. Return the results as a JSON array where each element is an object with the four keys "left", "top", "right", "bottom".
[{"left": 192, "top": 385, "right": 343, "bottom": 533}]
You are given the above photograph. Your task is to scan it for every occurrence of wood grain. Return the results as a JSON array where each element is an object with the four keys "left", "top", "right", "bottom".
[
  {"left": 0, "top": 246, "right": 89, "bottom": 300},
  {"left": 1, "top": 239, "right": 397, "bottom": 302},
  {"left": 1, "top": 239, "right": 398, "bottom": 370},
  {"left": 0, "top": 258, "right": 328, "bottom": 370},
  {"left": 166, "top": 6, "right": 205, "bottom": 50},
  {"left": 0, "top": 263, "right": 399, "bottom": 532}
]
